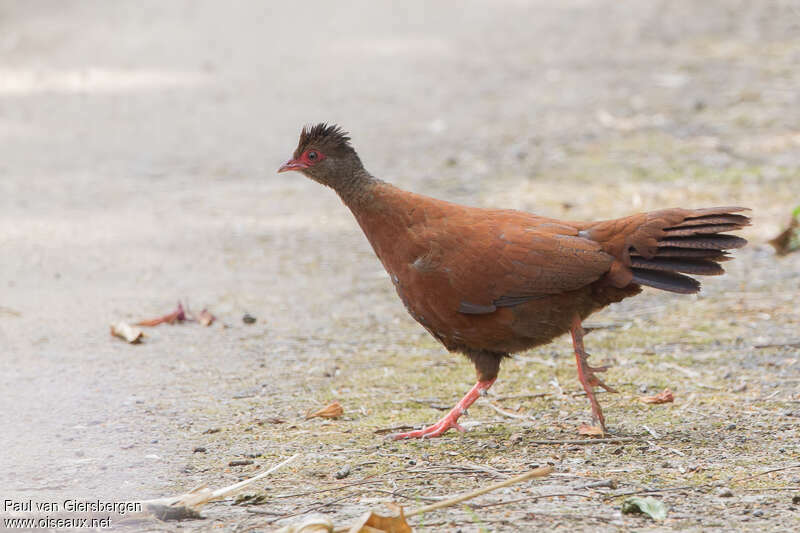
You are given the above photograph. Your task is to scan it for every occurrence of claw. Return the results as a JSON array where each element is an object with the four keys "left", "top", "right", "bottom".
[
  {"left": 571, "top": 317, "right": 618, "bottom": 432},
  {"left": 391, "top": 378, "right": 496, "bottom": 440}
]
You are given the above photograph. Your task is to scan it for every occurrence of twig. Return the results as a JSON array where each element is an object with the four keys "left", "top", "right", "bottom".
[
  {"left": 754, "top": 342, "right": 800, "bottom": 349},
  {"left": 471, "top": 492, "right": 593, "bottom": 509},
  {"left": 408, "top": 399, "right": 450, "bottom": 411},
  {"left": 272, "top": 469, "right": 408, "bottom": 499},
  {"left": 484, "top": 401, "right": 532, "bottom": 420},
  {"left": 732, "top": 463, "right": 800, "bottom": 484},
  {"left": 140, "top": 454, "right": 299, "bottom": 520},
  {"left": 490, "top": 392, "right": 552, "bottom": 401},
  {"left": 407, "top": 466, "right": 553, "bottom": 518},
  {"left": 527, "top": 437, "right": 637, "bottom": 445},
  {"left": 267, "top": 493, "right": 352, "bottom": 524},
  {"left": 605, "top": 482, "right": 719, "bottom": 499},
  {"left": 661, "top": 362, "right": 700, "bottom": 378},
  {"left": 272, "top": 479, "right": 383, "bottom": 499},
  {"left": 741, "top": 487, "right": 800, "bottom": 492},
  {"left": 359, "top": 488, "right": 444, "bottom": 502},
  {"left": 374, "top": 425, "right": 415, "bottom": 435}
]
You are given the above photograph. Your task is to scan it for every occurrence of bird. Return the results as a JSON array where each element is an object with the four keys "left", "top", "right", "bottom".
[{"left": 278, "top": 123, "right": 750, "bottom": 439}]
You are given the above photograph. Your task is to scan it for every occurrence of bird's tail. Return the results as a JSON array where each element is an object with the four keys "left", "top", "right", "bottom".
[{"left": 629, "top": 207, "right": 750, "bottom": 294}]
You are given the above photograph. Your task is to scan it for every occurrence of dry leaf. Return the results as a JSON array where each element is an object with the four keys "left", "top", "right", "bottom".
[
  {"left": 196, "top": 308, "right": 215, "bottom": 326},
  {"left": 769, "top": 215, "right": 800, "bottom": 256},
  {"left": 639, "top": 388, "right": 675, "bottom": 404},
  {"left": 137, "top": 302, "right": 187, "bottom": 327},
  {"left": 348, "top": 503, "right": 411, "bottom": 533},
  {"left": 577, "top": 423, "right": 604, "bottom": 436},
  {"left": 110, "top": 322, "right": 144, "bottom": 344},
  {"left": 306, "top": 401, "right": 343, "bottom": 420}
]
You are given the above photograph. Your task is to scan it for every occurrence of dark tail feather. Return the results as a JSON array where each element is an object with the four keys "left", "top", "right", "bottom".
[
  {"left": 631, "top": 268, "right": 700, "bottom": 294},
  {"left": 657, "top": 235, "right": 747, "bottom": 250},
  {"left": 630, "top": 257, "right": 724, "bottom": 275},
  {"left": 629, "top": 207, "right": 749, "bottom": 294}
]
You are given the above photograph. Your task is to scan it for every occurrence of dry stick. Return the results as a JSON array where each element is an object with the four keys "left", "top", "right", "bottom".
[
  {"left": 527, "top": 437, "right": 637, "bottom": 445},
  {"left": 491, "top": 392, "right": 552, "bottom": 401},
  {"left": 272, "top": 469, "right": 408, "bottom": 499},
  {"left": 485, "top": 401, "right": 533, "bottom": 420},
  {"left": 472, "top": 492, "right": 593, "bottom": 509},
  {"left": 754, "top": 342, "right": 800, "bottom": 349},
  {"left": 731, "top": 463, "right": 800, "bottom": 484},
  {"left": 406, "top": 466, "right": 553, "bottom": 518},
  {"left": 139, "top": 454, "right": 299, "bottom": 520}
]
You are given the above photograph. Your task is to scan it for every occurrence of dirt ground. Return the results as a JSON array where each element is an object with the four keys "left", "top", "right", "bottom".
[{"left": 1, "top": 1, "right": 799, "bottom": 531}]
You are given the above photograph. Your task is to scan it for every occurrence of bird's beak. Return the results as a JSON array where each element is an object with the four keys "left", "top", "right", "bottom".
[{"left": 277, "top": 159, "right": 308, "bottom": 173}]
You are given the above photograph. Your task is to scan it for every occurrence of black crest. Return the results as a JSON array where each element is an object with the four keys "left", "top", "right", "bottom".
[{"left": 294, "top": 123, "right": 352, "bottom": 158}]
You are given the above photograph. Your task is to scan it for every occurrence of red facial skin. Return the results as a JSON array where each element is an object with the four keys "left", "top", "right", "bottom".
[{"left": 278, "top": 149, "right": 326, "bottom": 173}]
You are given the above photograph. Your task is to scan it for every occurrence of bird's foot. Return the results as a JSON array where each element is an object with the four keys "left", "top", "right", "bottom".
[
  {"left": 390, "top": 378, "right": 496, "bottom": 440},
  {"left": 390, "top": 414, "right": 466, "bottom": 440},
  {"left": 571, "top": 317, "right": 618, "bottom": 432},
  {"left": 582, "top": 362, "right": 618, "bottom": 393},
  {"left": 575, "top": 354, "right": 616, "bottom": 431}
]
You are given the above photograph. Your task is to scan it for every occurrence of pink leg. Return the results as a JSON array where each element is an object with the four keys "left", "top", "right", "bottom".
[
  {"left": 391, "top": 378, "right": 497, "bottom": 440},
  {"left": 570, "top": 317, "right": 617, "bottom": 431}
]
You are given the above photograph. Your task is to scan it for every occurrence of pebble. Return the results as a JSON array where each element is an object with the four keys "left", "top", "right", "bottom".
[
  {"left": 717, "top": 488, "right": 734, "bottom": 498},
  {"left": 335, "top": 464, "right": 351, "bottom": 479},
  {"left": 725, "top": 424, "right": 736, "bottom": 430},
  {"left": 193, "top": 447, "right": 207, "bottom": 453},
  {"left": 753, "top": 510, "right": 764, "bottom": 517},
  {"left": 242, "top": 313, "right": 257, "bottom": 324}
]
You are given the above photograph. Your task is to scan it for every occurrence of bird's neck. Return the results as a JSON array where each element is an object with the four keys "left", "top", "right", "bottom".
[{"left": 333, "top": 167, "right": 381, "bottom": 208}]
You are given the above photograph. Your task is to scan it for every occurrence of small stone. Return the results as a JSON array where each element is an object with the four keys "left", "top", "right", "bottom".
[
  {"left": 509, "top": 433, "right": 524, "bottom": 445},
  {"left": 228, "top": 459, "right": 254, "bottom": 467},
  {"left": 407, "top": 459, "right": 416, "bottom": 466},
  {"left": 193, "top": 447, "right": 207, "bottom": 453},
  {"left": 752, "top": 510, "right": 763, "bottom": 517},
  {"left": 717, "top": 488, "right": 734, "bottom": 498},
  {"left": 726, "top": 424, "right": 736, "bottom": 430},
  {"left": 792, "top": 495, "right": 800, "bottom": 505},
  {"left": 242, "top": 313, "right": 257, "bottom": 324},
  {"left": 335, "top": 464, "right": 351, "bottom": 479}
]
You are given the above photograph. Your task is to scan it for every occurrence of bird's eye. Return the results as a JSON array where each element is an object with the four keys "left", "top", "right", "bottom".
[{"left": 307, "top": 151, "right": 318, "bottom": 161}]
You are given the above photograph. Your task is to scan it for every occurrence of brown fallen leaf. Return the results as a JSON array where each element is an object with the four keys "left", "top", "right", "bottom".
[
  {"left": 577, "top": 423, "right": 604, "bottom": 436},
  {"left": 640, "top": 388, "right": 675, "bottom": 404},
  {"left": 110, "top": 322, "right": 144, "bottom": 344},
  {"left": 196, "top": 308, "right": 216, "bottom": 326},
  {"left": 137, "top": 302, "right": 187, "bottom": 327},
  {"left": 769, "top": 213, "right": 800, "bottom": 256},
  {"left": 305, "top": 401, "right": 343, "bottom": 420},
  {"left": 348, "top": 503, "right": 411, "bottom": 533}
]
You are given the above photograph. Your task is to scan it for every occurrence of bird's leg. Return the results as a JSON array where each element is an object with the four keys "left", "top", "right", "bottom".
[
  {"left": 570, "top": 316, "right": 617, "bottom": 431},
  {"left": 391, "top": 378, "right": 496, "bottom": 440}
]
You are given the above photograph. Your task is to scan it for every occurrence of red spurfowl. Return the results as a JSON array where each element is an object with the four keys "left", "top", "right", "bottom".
[{"left": 279, "top": 124, "right": 750, "bottom": 439}]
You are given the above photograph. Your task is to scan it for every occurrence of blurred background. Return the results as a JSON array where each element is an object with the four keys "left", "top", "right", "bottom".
[{"left": 0, "top": 0, "right": 798, "bottom": 525}]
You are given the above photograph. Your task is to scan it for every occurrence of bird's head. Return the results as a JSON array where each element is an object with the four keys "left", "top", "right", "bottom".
[{"left": 278, "top": 123, "right": 362, "bottom": 188}]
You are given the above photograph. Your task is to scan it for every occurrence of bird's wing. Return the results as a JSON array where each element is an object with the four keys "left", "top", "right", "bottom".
[{"left": 428, "top": 215, "right": 615, "bottom": 315}]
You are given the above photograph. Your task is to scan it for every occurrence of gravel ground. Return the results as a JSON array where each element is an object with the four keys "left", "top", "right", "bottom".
[{"left": 1, "top": 1, "right": 799, "bottom": 531}]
